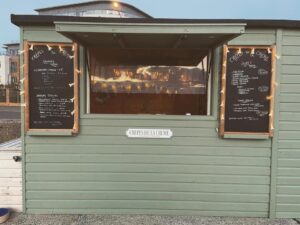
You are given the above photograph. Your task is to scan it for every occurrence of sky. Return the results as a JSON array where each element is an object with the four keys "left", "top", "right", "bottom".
[{"left": 1, "top": 0, "right": 300, "bottom": 48}]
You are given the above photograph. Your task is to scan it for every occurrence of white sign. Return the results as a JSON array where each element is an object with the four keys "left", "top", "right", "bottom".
[{"left": 126, "top": 128, "right": 173, "bottom": 139}]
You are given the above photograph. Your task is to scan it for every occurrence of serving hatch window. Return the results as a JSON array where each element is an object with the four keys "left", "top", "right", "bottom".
[{"left": 88, "top": 48, "right": 212, "bottom": 115}]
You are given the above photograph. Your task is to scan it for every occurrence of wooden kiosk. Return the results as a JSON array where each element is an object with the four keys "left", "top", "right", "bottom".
[{"left": 11, "top": 13, "right": 300, "bottom": 218}]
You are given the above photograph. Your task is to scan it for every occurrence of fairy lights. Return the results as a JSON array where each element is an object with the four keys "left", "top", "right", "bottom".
[
  {"left": 46, "top": 44, "right": 52, "bottom": 51},
  {"left": 29, "top": 44, "right": 34, "bottom": 51}
]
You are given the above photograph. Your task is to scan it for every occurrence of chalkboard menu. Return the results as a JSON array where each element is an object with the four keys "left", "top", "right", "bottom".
[
  {"left": 24, "top": 42, "right": 79, "bottom": 134},
  {"left": 220, "top": 46, "right": 275, "bottom": 136}
]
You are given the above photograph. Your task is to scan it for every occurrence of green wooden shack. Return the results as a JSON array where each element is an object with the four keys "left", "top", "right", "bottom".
[{"left": 11, "top": 2, "right": 300, "bottom": 218}]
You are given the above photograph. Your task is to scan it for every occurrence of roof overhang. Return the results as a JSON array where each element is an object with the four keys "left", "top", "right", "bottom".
[{"left": 55, "top": 22, "right": 246, "bottom": 49}]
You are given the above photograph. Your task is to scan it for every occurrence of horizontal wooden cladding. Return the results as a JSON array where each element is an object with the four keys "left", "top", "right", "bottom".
[
  {"left": 282, "top": 65, "right": 300, "bottom": 75},
  {"left": 25, "top": 191, "right": 269, "bottom": 203},
  {"left": 278, "top": 177, "right": 300, "bottom": 186},
  {"left": 0, "top": 205, "right": 22, "bottom": 213},
  {"left": 25, "top": 136, "right": 271, "bottom": 148},
  {"left": 25, "top": 145, "right": 271, "bottom": 157},
  {"left": 279, "top": 121, "right": 300, "bottom": 130},
  {"left": 281, "top": 75, "right": 300, "bottom": 84},
  {"left": 26, "top": 208, "right": 267, "bottom": 217},
  {"left": 283, "top": 35, "right": 300, "bottom": 46},
  {"left": 278, "top": 140, "right": 300, "bottom": 149},
  {"left": 0, "top": 169, "right": 22, "bottom": 178},
  {"left": 278, "top": 194, "right": 300, "bottom": 204},
  {"left": 80, "top": 118, "right": 217, "bottom": 128},
  {"left": 80, "top": 126, "right": 217, "bottom": 137},
  {"left": 279, "top": 131, "right": 300, "bottom": 140},
  {"left": 0, "top": 187, "right": 22, "bottom": 196},
  {"left": 0, "top": 196, "right": 22, "bottom": 205},
  {"left": 0, "top": 152, "right": 21, "bottom": 160},
  {"left": 280, "top": 94, "right": 300, "bottom": 103},
  {"left": 282, "top": 46, "right": 300, "bottom": 56},
  {"left": 282, "top": 56, "right": 300, "bottom": 65},
  {"left": 26, "top": 181, "right": 269, "bottom": 194},
  {"left": 277, "top": 203, "right": 300, "bottom": 212},
  {"left": 26, "top": 163, "right": 270, "bottom": 176},
  {"left": 280, "top": 84, "right": 300, "bottom": 93},
  {"left": 0, "top": 178, "right": 22, "bottom": 187},
  {"left": 26, "top": 199, "right": 268, "bottom": 212},
  {"left": 25, "top": 154, "right": 270, "bottom": 166},
  {"left": 278, "top": 159, "right": 300, "bottom": 168},
  {"left": 0, "top": 160, "right": 21, "bottom": 169},
  {"left": 26, "top": 173, "right": 270, "bottom": 185},
  {"left": 23, "top": 30, "right": 70, "bottom": 43},
  {"left": 280, "top": 103, "right": 300, "bottom": 112},
  {"left": 228, "top": 33, "right": 276, "bottom": 45},
  {"left": 276, "top": 212, "right": 300, "bottom": 218},
  {"left": 283, "top": 30, "right": 300, "bottom": 36},
  {"left": 279, "top": 150, "right": 300, "bottom": 159},
  {"left": 280, "top": 113, "right": 300, "bottom": 122},
  {"left": 277, "top": 186, "right": 300, "bottom": 195},
  {"left": 278, "top": 168, "right": 300, "bottom": 177}
]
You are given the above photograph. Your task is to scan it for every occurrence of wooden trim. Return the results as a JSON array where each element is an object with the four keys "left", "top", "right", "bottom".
[
  {"left": 24, "top": 42, "right": 79, "bottom": 135},
  {"left": 220, "top": 45, "right": 276, "bottom": 137},
  {"left": 24, "top": 41, "right": 30, "bottom": 133},
  {"left": 269, "top": 45, "right": 277, "bottom": 137},
  {"left": 219, "top": 45, "right": 227, "bottom": 136},
  {"left": 72, "top": 43, "right": 79, "bottom": 134}
]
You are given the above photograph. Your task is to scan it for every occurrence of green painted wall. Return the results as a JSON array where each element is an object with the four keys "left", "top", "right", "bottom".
[
  {"left": 22, "top": 26, "right": 278, "bottom": 217},
  {"left": 276, "top": 29, "right": 300, "bottom": 218}
]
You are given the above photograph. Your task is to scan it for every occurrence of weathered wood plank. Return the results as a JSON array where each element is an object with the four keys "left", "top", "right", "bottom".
[
  {"left": 280, "top": 103, "right": 300, "bottom": 112},
  {"left": 278, "top": 140, "right": 300, "bottom": 149},
  {"left": 0, "top": 196, "right": 22, "bottom": 204},
  {"left": 282, "top": 46, "right": 300, "bottom": 56},
  {"left": 25, "top": 145, "right": 271, "bottom": 157},
  {"left": 280, "top": 84, "right": 300, "bottom": 93},
  {"left": 25, "top": 136, "right": 272, "bottom": 148},
  {"left": 282, "top": 36, "right": 300, "bottom": 45},
  {"left": 26, "top": 208, "right": 267, "bottom": 217},
  {"left": 26, "top": 173, "right": 270, "bottom": 185},
  {"left": 282, "top": 65, "right": 300, "bottom": 74},
  {"left": 25, "top": 163, "right": 270, "bottom": 175},
  {"left": 0, "top": 178, "right": 22, "bottom": 187},
  {"left": 228, "top": 33, "right": 275, "bottom": 45},
  {"left": 280, "top": 94, "right": 300, "bottom": 103},
  {"left": 282, "top": 56, "right": 300, "bottom": 65},
  {"left": 25, "top": 154, "right": 270, "bottom": 166},
  {"left": 279, "top": 121, "right": 300, "bottom": 130},
  {"left": 80, "top": 126, "right": 217, "bottom": 137},
  {"left": 279, "top": 150, "right": 300, "bottom": 159},
  {"left": 279, "top": 131, "right": 300, "bottom": 140},
  {"left": 0, "top": 161, "right": 22, "bottom": 169},
  {"left": 278, "top": 159, "right": 300, "bottom": 168},
  {"left": 26, "top": 191, "right": 269, "bottom": 202},
  {"left": 281, "top": 75, "right": 300, "bottom": 84},
  {"left": 279, "top": 112, "right": 300, "bottom": 122},
  {"left": 80, "top": 119, "right": 217, "bottom": 127},
  {"left": 26, "top": 199, "right": 268, "bottom": 211}
]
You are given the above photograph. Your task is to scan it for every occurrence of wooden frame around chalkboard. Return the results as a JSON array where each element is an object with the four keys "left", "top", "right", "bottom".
[
  {"left": 219, "top": 45, "right": 276, "bottom": 137},
  {"left": 23, "top": 41, "right": 79, "bottom": 135}
]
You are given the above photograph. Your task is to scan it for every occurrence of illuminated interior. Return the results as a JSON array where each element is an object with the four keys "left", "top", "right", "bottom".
[{"left": 89, "top": 48, "right": 211, "bottom": 115}]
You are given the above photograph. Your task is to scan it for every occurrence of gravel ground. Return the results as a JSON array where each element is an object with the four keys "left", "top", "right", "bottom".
[{"left": 4, "top": 214, "right": 299, "bottom": 225}]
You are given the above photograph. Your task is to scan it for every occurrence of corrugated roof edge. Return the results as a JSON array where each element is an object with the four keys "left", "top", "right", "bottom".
[
  {"left": 11, "top": 14, "right": 300, "bottom": 29},
  {"left": 34, "top": 0, "right": 152, "bottom": 18}
]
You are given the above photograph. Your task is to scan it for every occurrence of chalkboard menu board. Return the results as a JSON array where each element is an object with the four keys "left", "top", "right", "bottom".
[
  {"left": 220, "top": 46, "right": 275, "bottom": 136},
  {"left": 24, "top": 42, "right": 79, "bottom": 134}
]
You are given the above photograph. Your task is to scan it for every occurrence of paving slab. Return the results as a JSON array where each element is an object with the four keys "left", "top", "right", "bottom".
[{"left": 4, "top": 214, "right": 299, "bottom": 225}]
